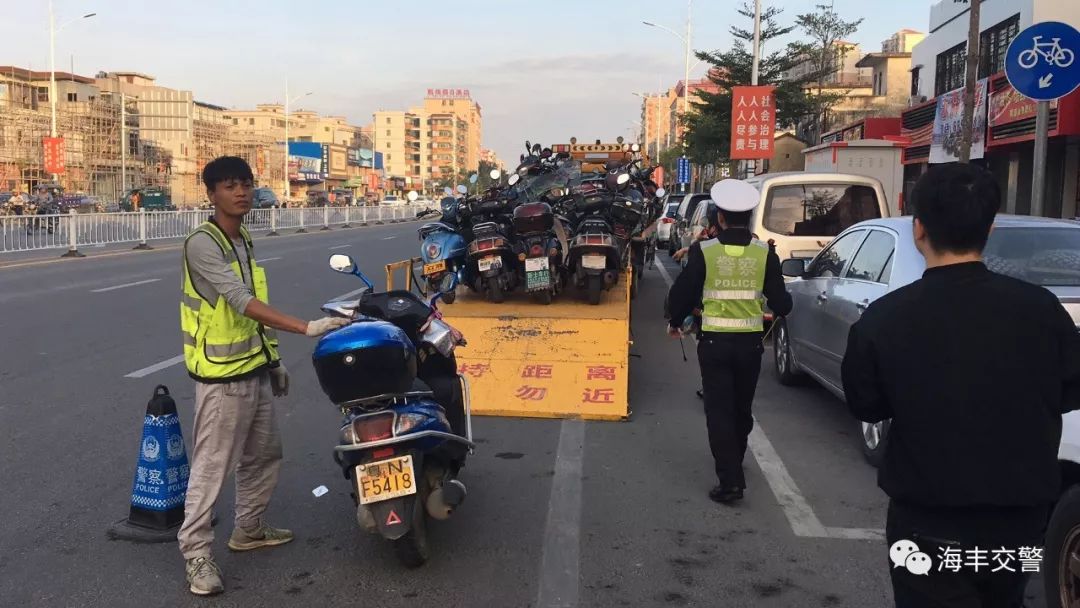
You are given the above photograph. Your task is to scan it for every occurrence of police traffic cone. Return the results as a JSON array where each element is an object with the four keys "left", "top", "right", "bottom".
[{"left": 107, "top": 385, "right": 194, "bottom": 542}]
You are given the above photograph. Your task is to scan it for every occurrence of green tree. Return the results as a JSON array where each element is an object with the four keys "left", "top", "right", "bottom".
[
  {"left": 786, "top": 3, "right": 865, "bottom": 143},
  {"left": 682, "top": 3, "right": 814, "bottom": 165}
]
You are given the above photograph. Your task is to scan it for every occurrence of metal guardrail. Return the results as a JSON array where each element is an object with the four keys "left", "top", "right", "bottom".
[{"left": 0, "top": 204, "right": 434, "bottom": 256}]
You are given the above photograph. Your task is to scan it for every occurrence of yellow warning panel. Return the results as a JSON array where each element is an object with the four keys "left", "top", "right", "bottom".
[{"left": 444, "top": 278, "right": 631, "bottom": 421}]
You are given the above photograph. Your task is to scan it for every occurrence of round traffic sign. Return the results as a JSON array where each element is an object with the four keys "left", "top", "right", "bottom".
[{"left": 1005, "top": 21, "right": 1080, "bottom": 102}]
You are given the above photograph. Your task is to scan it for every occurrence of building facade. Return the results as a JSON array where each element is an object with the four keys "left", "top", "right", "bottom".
[{"left": 902, "top": 0, "right": 1080, "bottom": 219}]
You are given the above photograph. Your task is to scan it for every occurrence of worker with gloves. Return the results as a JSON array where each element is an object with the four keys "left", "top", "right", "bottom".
[{"left": 177, "top": 156, "right": 349, "bottom": 596}]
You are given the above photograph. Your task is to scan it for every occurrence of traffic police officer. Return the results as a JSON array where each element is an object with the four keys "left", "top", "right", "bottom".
[{"left": 667, "top": 179, "right": 792, "bottom": 503}]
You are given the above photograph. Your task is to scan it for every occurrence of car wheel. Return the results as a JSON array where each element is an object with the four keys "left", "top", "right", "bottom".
[
  {"left": 1045, "top": 485, "right": 1080, "bottom": 608},
  {"left": 860, "top": 419, "right": 890, "bottom": 468},
  {"left": 773, "top": 318, "right": 804, "bottom": 386}
]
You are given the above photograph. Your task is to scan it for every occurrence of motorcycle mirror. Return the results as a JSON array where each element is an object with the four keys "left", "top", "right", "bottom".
[
  {"left": 617, "top": 173, "right": 631, "bottom": 186},
  {"left": 532, "top": 143, "right": 542, "bottom": 154},
  {"left": 489, "top": 169, "right": 502, "bottom": 180},
  {"left": 407, "top": 191, "right": 419, "bottom": 202},
  {"left": 444, "top": 187, "right": 454, "bottom": 196},
  {"left": 329, "top": 253, "right": 356, "bottom": 274},
  {"left": 456, "top": 184, "right": 468, "bottom": 194},
  {"left": 525, "top": 140, "right": 532, "bottom": 152},
  {"left": 469, "top": 173, "right": 479, "bottom": 185},
  {"left": 507, "top": 174, "right": 520, "bottom": 186},
  {"left": 655, "top": 187, "right": 667, "bottom": 198},
  {"left": 631, "top": 143, "right": 641, "bottom": 153}
]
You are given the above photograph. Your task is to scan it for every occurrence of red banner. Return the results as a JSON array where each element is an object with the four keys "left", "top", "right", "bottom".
[
  {"left": 43, "top": 137, "right": 66, "bottom": 174},
  {"left": 730, "top": 86, "right": 777, "bottom": 160},
  {"left": 989, "top": 83, "right": 1057, "bottom": 127}
]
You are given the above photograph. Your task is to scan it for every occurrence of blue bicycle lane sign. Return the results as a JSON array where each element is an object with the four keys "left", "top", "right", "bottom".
[{"left": 1005, "top": 21, "right": 1080, "bottom": 102}]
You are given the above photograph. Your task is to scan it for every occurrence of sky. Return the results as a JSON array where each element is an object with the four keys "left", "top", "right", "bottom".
[{"left": 7, "top": 0, "right": 936, "bottom": 166}]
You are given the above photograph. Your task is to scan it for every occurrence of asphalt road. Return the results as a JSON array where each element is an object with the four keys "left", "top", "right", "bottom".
[{"left": 0, "top": 224, "right": 1045, "bottom": 607}]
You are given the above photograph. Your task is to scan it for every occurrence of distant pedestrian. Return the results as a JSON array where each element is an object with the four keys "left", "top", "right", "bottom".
[
  {"left": 177, "top": 156, "right": 348, "bottom": 596},
  {"left": 842, "top": 163, "right": 1080, "bottom": 608},
  {"left": 10, "top": 191, "right": 26, "bottom": 215}
]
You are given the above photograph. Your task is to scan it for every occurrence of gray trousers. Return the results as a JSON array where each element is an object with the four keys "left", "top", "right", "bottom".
[{"left": 177, "top": 372, "right": 282, "bottom": 559}]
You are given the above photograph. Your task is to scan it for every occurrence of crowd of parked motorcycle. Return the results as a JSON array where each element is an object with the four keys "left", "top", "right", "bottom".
[{"left": 416, "top": 141, "right": 666, "bottom": 305}]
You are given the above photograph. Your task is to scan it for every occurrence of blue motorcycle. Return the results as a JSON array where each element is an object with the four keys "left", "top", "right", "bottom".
[
  {"left": 417, "top": 194, "right": 469, "bottom": 304},
  {"left": 314, "top": 253, "right": 474, "bottom": 567}
]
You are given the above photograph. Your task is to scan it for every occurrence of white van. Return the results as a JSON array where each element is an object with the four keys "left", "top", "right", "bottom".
[{"left": 742, "top": 172, "right": 892, "bottom": 262}]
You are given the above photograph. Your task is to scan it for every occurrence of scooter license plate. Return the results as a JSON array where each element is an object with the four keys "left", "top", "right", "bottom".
[
  {"left": 356, "top": 455, "right": 417, "bottom": 505},
  {"left": 582, "top": 254, "right": 606, "bottom": 270},
  {"left": 524, "top": 257, "right": 549, "bottom": 272},
  {"left": 478, "top": 256, "right": 500, "bottom": 273},
  {"left": 423, "top": 260, "right": 447, "bottom": 276}
]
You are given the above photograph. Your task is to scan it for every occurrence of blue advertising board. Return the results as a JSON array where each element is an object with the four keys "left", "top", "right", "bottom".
[{"left": 677, "top": 156, "right": 690, "bottom": 184}]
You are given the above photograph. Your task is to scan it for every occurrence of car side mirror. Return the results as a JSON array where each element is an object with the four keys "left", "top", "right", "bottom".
[{"left": 781, "top": 258, "right": 806, "bottom": 278}]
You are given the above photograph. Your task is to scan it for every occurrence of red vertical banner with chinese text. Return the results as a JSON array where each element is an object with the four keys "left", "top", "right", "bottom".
[
  {"left": 43, "top": 137, "right": 66, "bottom": 174},
  {"left": 729, "top": 86, "right": 776, "bottom": 161}
]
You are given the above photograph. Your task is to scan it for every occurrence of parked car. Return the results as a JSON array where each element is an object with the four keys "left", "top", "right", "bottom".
[
  {"left": 380, "top": 195, "right": 403, "bottom": 206},
  {"left": 672, "top": 192, "right": 711, "bottom": 258},
  {"left": 743, "top": 172, "right": 891, "bottom": 263},
  {"left": 774, "top": 215, "right": 1080, "bottom": 467},
  {"left": 658, "top": 196, "right": 683, "bottom": 250},
  {"left": 253, "top": 187, "right": 279, "bottom": 209}
]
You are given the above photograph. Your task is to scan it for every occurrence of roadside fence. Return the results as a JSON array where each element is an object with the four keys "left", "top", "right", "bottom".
[{"left": 0, "top": 204, "right": 434, "bottom": 256}]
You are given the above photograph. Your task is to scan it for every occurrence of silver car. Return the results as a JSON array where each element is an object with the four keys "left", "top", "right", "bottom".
[{"left": 774, "top": 215, "right": 1080, "bottom": 466}]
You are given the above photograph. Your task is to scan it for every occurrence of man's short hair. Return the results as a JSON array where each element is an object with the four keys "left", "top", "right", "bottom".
[
  {"left": 910, "top": 163, "right": 1001, "bottom": 254},
  {"left": 202, "top": 156, "right": 254, "bottom": 194}
]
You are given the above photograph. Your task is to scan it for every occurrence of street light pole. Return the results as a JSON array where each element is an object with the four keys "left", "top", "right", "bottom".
[
  {"left": 752, "top": 0, "right": 762, "bottom": 86},
  {"left": 47, "top": 1, "right": 95, "bottom": 182},
  {"left": 643, "top": 0, "right": 693, "bottom": 141},
  {"left": 283, "top": 80, "right": 313, "bottom": 203}
]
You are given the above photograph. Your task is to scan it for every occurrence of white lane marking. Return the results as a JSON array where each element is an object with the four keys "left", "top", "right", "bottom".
[
  {"left": 382, "top": 236, "right": 396, "bottom": 241},
  {"left": 125, "top": 354, "right": 185, "bottom": 378},
  {"left": 91, "top": 278, "right": 162, "bottom": 293},
  {"left": 536, "top": 419, "right": 585, "bottom": 608},
  {"left": 329, "top": 244, "right": 352, "bottom": 250},
  {"left": 654, "top": 259, "right": 882, "bottom": 541},
  {"left": 256, "top": 257, "right": 282, "bottom": 263}
]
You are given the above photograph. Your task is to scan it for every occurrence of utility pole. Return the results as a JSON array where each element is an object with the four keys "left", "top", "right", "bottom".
[{"left": 958, "top": 0, "right": 981, "bottom": 163}]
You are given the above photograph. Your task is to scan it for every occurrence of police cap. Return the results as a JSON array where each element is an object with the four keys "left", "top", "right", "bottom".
[{"left": 709, "top": 179, "right": 760, "bottom": 213}]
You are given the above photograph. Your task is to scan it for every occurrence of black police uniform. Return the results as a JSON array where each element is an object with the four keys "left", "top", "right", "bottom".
[{"left": 667, "top": 227, "right": 792, "bottom": 498}]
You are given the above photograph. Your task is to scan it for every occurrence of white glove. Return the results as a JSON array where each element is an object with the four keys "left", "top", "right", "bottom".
[
  {"left": 306, "top": 317, "right": 350, "bottom": 337},
  {"left": 269, "top": 363, "right": 290, "bottom": 397}
]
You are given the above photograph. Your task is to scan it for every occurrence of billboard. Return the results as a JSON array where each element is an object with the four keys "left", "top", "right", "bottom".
[
  {"left": 930, "top": 79, "right": 988, "bottom": 164},
  {"left": 287, "top": 141, "right": 324, "bottom": 181},
  {"left": 426, "top": 88, "right": 471, "bottom": 99},
  {"left": 43, "top": 137, "right": 66, "bottom": 174},
  {"left": 730, "top": 86, "right": 777, "bottom": 160},
  {"left": 347, "top": 148, "right": 376, "bottom": 168}
]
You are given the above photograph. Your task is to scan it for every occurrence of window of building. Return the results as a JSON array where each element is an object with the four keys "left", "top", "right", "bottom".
[
  {"left": 324, "top": 126, "right": 330, "bottom": 132},
  {"left": 386, "top": 117, "right": 391, "bottom": 124},
  {"left": 37, "top": 87, "right": 49, "bottom": 102},
  {"left": 249, "top": 118, "right": 256, "bottom": 125},
  {"left": 66, "top": 92, "right": 77, "bottom": 102},
  {"left": 980, "top": 14, "right": 1021, "bottom": 78},
  {"left": 935, "top": 41, "right": 967, "bottom": 95},
  {"left": 911, "top": 66, "right": 921, "bottom": 98},
  {"left": 387, "top": 154, "right": 391, "bottom": 160},
  {"left": 387, "top": 129, "right": 391, "bottom": 136}
]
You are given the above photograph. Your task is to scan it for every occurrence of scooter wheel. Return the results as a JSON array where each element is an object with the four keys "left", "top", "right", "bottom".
[
  {"left": 488, "top": 280, "right": 505, "bottom": 304},
  {"left": 587, "top": 275, "right": 602, "bottom": 305},
  {"left": 442, "top": 290, "right": 457, "bottom": 305},
  {"left": 534, "top": 290, "right": 553, "bottom": 305},
  {"left": 392, "top": 489, "right": 430, "bottom": 568}
]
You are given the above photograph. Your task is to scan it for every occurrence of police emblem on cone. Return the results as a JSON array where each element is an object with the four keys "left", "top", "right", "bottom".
[{"left": 107, "top": 385, "right": 195, "bottom": 543}]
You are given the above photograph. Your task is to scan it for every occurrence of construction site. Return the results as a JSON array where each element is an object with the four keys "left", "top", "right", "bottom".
[{"left": 0, "top": 68, "right": 288, "bottom": 206}]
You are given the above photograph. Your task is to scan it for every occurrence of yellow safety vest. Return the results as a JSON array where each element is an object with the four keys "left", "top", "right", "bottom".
[
  {"left": 700, "top": 238, "right": 769, "bottom": 333},
  {"left": 180, "top": 220, "right": 279, "bottom": 381}
]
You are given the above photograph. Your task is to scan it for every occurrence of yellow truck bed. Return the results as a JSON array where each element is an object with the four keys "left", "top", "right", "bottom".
[{"left": 441, "top": 275, "right": 631, "bottom": 421}]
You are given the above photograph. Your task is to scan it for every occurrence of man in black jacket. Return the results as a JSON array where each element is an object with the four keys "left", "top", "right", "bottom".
[
  {"left": 842, "top": 163, "right": 1080, "bottom": 607},
  {"left": 668, "top": 179, "right": 792, "bottom": 503}
]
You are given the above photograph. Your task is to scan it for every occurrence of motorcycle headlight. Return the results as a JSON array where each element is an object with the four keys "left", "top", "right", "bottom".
[
  {"left": 394, "top": 413, "right": 427, "bottom": 436},
  {"left": 426, "top": 243, "right": 441, "bottom": 259}
]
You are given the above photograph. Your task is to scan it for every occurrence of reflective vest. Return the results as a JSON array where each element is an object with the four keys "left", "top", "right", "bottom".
[
  {"left": 181, "top": 221, "right": 279, "bottom": 381},
  {"left": 700, "top": 238, "right": 768, "bottom": 333}
]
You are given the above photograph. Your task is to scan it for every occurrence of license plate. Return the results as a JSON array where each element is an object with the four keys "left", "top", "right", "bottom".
[
  {"left": 582, "top": 254, "right": 606, "bottom": 270},
  {"left": 478, "top": 256, "right": 500, "bottom": 272},
  {"left": 356, "top": 456, "right": 417, "bottom": 505},
  {"left": 526, "top": 270, "right": 550, "bottom": 290},
  {"left": 524, "top": 257, "right": 549, "bottom": 272},
  {"left": 423, "top": 260, "right": 447, "bottom": 276}
]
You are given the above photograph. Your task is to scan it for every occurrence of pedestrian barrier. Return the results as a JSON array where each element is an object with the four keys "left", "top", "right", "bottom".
[
  {"left": 107, "top": 385, "right": 191, "bottom": 543},
  {"left": 386, "top": 260, "right": 633, "bottom": 421},
  {"left": 0, "top": 204, "right": 430, "bottom": 256}
]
